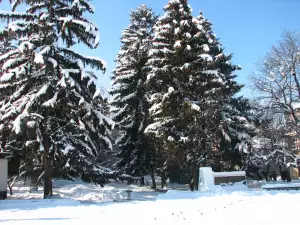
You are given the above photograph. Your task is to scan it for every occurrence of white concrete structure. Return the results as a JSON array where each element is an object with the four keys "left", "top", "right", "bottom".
[
  {"left": 199, "top": 167, "right": 246, "bottom": 190},
  {"left": 213, "top": 171, "right": 246, "bottom": 178},
  {"left": 199, "top": 167, "right": 215, "bottom": 190},
  {"left": 0, "top": 157, "right": 8, "bottom": 199}
]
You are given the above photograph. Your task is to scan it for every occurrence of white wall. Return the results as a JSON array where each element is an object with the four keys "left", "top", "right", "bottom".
[
  {"left": 199, "top": 167, "right": 215, "bottom": 190},
  {"left": 0, "top": 159, "right": 8, "bottom": 192}
]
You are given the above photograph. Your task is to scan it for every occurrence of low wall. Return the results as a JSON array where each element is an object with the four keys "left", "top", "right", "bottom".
[
  {"left": 214, "top": 176, "right": 246, "bottom": 185},
  {"left": 199, "top": 167, "right": 246, "bottom": 190},
  {"left": 214, "top": 171, "right": 246, "bottom": 185}
]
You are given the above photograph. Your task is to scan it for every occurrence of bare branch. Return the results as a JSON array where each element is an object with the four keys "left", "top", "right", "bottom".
[{"left": 250, "top": 30, "right": 300, "bottom": 134}]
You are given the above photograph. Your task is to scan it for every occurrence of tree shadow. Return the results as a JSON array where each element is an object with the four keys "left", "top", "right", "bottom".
[
  {"left": 0, "top": 218, "right": 72, "bottom": 222},
  {"left": 0, "top": 199, "right": 81, "bottom": 211}
]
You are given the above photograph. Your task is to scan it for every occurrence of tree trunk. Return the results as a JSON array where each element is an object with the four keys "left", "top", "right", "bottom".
[
  {"left": 195, "top": 165, "right": 199, "bottom": 191},
  {"left": 189, "top": 163, "right": 198, "bottom": 191},
  {"left": 43, "top": 132, "right": 52, "bottom": 199},
  {"left": 161, "top": 171, "right": 167, "bottom": 189},
  {"left": 150, "top": 170, "right": 156, "bottom": 189},
  {"left": 9, "top": 186, "right": 12, "bottom": 195},
  {"left": 139, "top": 176, "right": 144, "bottom": 186}
]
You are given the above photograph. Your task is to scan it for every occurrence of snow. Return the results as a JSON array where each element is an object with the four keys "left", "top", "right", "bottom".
[
  {"left": 213, "top": 171, "right": 246, "bottom": 177},
  {"left": 202, "top": 44, "right": 209, "bottom": 52},
  {"left": 48, "top": 58, "right": 58, "bottom": 68},
  {"left": 2, "top": 179, "right": 300, "bottom": 225},
  {"left": 79, "top": 97, "right": 84, "bottom": 105},
  {"left": 120, "top": 92, "right": 136, "bottom": 102},
  {"left": 199, "top": 53, "right": 213, "bottom": 61},
  {"left": 167, "top": 136, "right": 175, "bottom": 141},
  {"left": 19, "top": 41, "right": 33, "bottom": 52},
  {"left": 36, "top": 84, "right": 49, "bottom": 97},
  {"left": 113, "top": 73, "right": 134, "bottom": 82},
  {"left": 174, "top": 40, "right": 181, "bottom": 48},
  {"left": 149, "top": 102, "right": 162, "bottom": 114},
  {"left": 12, "top": 115, "right": 22, "bottom": 134},
  {"left": 180, "top": 136, "right": 189, "bottom": 143},
  {"left": 192, "top": 18, "right": 200, "bottom": 24},
  {"left": 144, "top": 121, "right": 162, "bottom": 134},
  {"left": 26, "top": 121, "right": 36, "bottom": 128},
  {"left": 78, "top": 119, "right": 85, "bottom": 130},
  {"left": 0, "top": 72, "right": 14, "bottom": 82},
  {"left": 93, "top": 88, "right": 101, "bottom": 99},
  {"left": 183, "top": 32, "right": 191, "bottom": 39},
  {"left": 34, "top": 53, "right": 44, "bottom": 64},
  {"left": 292, "top": 102, "right": 300, "bottom": 110},
  {"left": 61, "top": 144, "right": 74, "bottom": 155},
  {"left": 168, "top": 86, "right": 174, "bottom": 93},
  {"left": 197, "top": 24, "right": 203, "bottom": 30},
  {"left": 191, "top": 103, "right": 200, "bottom": 111},
  {"left": 2, "top": 58, "right": 23, "bottom": 72},
  {"left": 58, "top": 76, "right": 67, "bottom": 88},
  {"left": 42, "top": 92, "right": 58, "bottom": 108}
]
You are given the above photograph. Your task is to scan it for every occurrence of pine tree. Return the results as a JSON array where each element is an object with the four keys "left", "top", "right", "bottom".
[
  {"left": 0, "top": 0, "right": 113, "bottom": 198},
  {"left": 110, "top": 5, "right": 158, "bottom": 183}
]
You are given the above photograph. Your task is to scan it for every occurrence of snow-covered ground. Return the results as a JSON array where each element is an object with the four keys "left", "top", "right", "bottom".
[
  {"left": 6, "top": 179, "right": 159, "bottom": 202},
  {"left": 1, "top": 180, "right": 300, "bottom": 225}
]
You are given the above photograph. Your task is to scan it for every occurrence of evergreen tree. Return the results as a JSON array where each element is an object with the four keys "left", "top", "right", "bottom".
[
  {"left": 0, "top": 0, "right": 113, "bottom": 198},
  {"left": 216, "top": 97, "right": 257, "bottom": 171},
  {"left": 146, "top": 0, "right": 253, "bottom": 190},
  {"left": 194, "top": 13, "right": 257, "bottom": 171},
  {"left": 110, "top": 5, "right": 158, "bottom": 181}
]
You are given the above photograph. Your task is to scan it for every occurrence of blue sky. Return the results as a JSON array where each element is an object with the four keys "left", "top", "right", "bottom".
[
  {"left": 87, "top": 0, "right": 300, "bottom": 98},
  {"left": 1, "top": 0, "right": 300, "bottom": 98}
]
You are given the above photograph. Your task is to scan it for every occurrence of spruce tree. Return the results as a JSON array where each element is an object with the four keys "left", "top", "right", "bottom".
[
  {"left": 216, "top": 97, "right": 257, "bottom": 171},
  {"left": 110, "top": 5, "right": 158, "bottom": 181},
  {"left": 0, "top": 0, "right": 113, "bottom": 198},
  {"left": 146, "top": 0, "right": 254, "bottom": 190},
  {"left": 195, "top": 12, "right": 257, "bottom": 171},
  {"left": 145, "top": 0, "right": 221, "bottom": 190}
]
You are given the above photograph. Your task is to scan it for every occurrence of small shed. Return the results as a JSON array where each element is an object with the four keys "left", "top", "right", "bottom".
[{"left": 0, "top": 152, "right": 8, "bottom": 200}]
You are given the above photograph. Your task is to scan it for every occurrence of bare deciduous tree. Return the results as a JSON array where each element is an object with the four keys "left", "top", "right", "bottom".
[{"left": 251, "top": 30, "right": 300, "bottom": 134}]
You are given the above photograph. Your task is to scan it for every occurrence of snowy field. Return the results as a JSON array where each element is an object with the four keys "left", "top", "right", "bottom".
[
  {"left": 5, "top": 179, "right": 160, "bottom": 202},
  {"left": 1, "top": 180, "right": 300, "bottom": 225}
]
